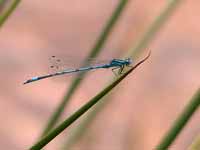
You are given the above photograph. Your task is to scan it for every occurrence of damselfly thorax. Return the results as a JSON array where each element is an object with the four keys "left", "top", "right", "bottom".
[{"left": 24, "top": 57, "right": 133, "bottom": 84}]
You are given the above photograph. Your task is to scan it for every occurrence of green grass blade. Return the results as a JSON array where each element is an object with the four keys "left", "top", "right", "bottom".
[
  {"left": 40, "top": 0, "right": 130, "bottom": 137},
  {"left": 126, "top": 0, "right": 183, "bottom": 58},
  {"left": 0, "top": 0, "right": 20, "bottom": 28},
  {"left": 62, "top": 99, "right": 106, "bottom": 149},
  {"left": 0, "top": 0, "right": 5, "bottom": 6},
  {"left": 188, "top": 134, "right": 200, "bottom": 150},
  {"left": 62, "top": 0, "right": 184, "bottom": 148},
  {"left": 156, "top": 89, "right": 200, "bottom": 150},
  {"left": 29, "top": 53, "right": 150, "bottom": 150}
]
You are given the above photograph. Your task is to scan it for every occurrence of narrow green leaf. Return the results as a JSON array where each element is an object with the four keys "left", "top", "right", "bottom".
[
  {"left": 40, "top": 0, "right": 130, "bottom": 137},
  {"left": 0, "top": 0, "right": 5, "bottom": 5},
  {"left": 29, "top": 53, "right": 150, "bottom": 150},
  {"left": 0, "top": 0, "right": 20, "bottom": 28},
  {"left": 63, "top": 0, "right": 184, "bottom": 148},
  {"left": 126, "top": 0, "right": 183, "bottom": 58},
  {"left": 188, "top": 134, "right": 200, "bottom": 150},
  {"left": 156, "top": 89, "right": 200, "bottom": 150}
]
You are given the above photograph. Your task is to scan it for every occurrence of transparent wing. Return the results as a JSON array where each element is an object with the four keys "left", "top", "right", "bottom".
[{"left": 48, "top": 55, "right": 112, "bottom": 72}]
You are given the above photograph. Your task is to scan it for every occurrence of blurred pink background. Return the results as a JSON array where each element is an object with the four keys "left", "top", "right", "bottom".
[{"left": 0, "top": 0, "right": 200, "bottom": 149}]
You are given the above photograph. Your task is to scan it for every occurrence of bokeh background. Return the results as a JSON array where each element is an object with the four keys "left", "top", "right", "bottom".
[{"left": 0, "top": 0, "right": 200, "bottom": 149}]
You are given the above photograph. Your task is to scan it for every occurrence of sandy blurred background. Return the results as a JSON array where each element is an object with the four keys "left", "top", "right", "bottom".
[{"left": 0, "top": 0, "right": 200, "bottom": 150}]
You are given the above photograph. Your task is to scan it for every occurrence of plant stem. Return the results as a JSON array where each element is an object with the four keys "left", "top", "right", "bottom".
[
  {"left": 0, "top": 0, "right": 20, "bottom": 28},
  {"left": 188, "top": 134, "right": 200, "bottom": 150},
  {"left": 126, "top": 0, "right": 183, "bottom": 58},
  {"left": 40, "top": 0, "right": 130, "bottom": 137},
  {"left": 63, "top": 0, "right": 184, "bottom": 148},
  {"left": 29, "top": 53, "right": 150, "bottom": 150},
  {"left": 156, "top": 89, "right": 200, "bottom": 150}
]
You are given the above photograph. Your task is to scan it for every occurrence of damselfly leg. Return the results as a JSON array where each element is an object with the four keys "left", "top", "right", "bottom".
[{"left": 24, "top": 57, "right": 133, "bottom": 84}]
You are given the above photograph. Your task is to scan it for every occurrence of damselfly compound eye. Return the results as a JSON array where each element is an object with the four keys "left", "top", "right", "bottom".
[{"left": 24, "top": 58, "right": 133, "bottom": 84}]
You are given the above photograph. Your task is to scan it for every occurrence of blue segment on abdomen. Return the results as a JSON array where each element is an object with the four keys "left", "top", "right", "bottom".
[{"left": 31, "top": 77, "right": 39, "bottom": 81}]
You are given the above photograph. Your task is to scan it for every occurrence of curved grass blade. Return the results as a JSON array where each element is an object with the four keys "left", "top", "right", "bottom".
[
  {"left": 62, "top": 0, "right": 184, "bottom": 148},
  {"left": 156, "top": 89, "right": 200, "bottom": 150},
  {"left": 0, "top": 0, "right": 6, "bottom": 11},
  {"left": 188, "top": 134, "right": 200, "bottom": 150},
  {"left": 126, "top": 0, "right": 183, "bottom": 58},
  {"left": 29, "top": 52, "right": 150, "bottom": 150},
  {"left": 0, "top": 0, "right": 20, "bottom": 28},
  {"left": 40, "top": 0, "right": 130, "bottom": 137}
]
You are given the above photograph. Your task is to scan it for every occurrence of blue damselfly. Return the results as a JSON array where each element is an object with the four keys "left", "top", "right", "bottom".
[{"left": 24, "top": 58, "right": 133, "bottom": 84}]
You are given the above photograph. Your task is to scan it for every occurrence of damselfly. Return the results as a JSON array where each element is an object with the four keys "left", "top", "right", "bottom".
[{"left": 24, "top": 58, "right": 133, "bottom": 84}]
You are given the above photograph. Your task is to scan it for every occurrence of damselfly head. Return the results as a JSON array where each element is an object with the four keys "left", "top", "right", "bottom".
[{"left": 125, "top": 58, "right": 132, "bottom": 65}]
